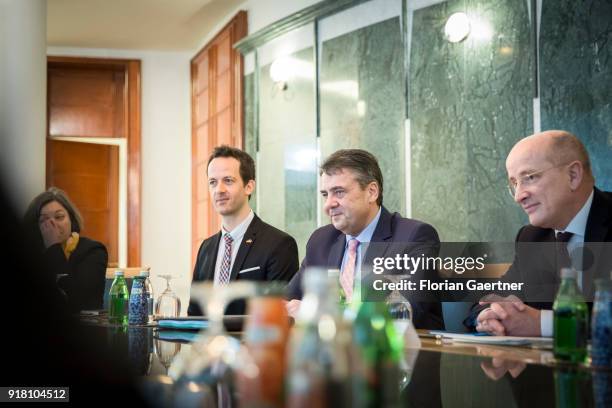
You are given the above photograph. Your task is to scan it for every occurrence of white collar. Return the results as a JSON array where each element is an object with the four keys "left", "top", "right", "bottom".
[
  {"left": 222, "top": 210, "right": 254, "bottom": 242},
  {"left": 556, "top": 190, "right": 594, "bottom": 238},
  {"left": 346, "top": 207, "right": 382, "bottom": 244}
]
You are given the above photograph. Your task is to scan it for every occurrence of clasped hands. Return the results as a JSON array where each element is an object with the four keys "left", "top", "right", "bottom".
[{"left": 476, "top": 294, "right": 541, "bottom": 337}]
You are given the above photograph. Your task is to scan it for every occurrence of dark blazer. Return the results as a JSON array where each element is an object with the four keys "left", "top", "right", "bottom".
[
  {"left": 464, "top": 188, "right": 612, "bottom": 330},
  {"left": 286, "top": 206, "right": 445, "bottom": 330},
  {"left": 45, "top": 236, "right": 108, "bottom": 313},
  {"left": 188, "top": 214, "right": 299, "bottom": 315}
]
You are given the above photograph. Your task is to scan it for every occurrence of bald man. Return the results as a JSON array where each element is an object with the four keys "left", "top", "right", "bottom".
[{"left": 465, "top": 130, "right": 612, "bottom": 336}]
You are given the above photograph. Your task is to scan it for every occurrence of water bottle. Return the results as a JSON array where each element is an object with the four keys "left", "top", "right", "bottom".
[
  {"left": 109, "top": 270, "right": 129, "bottom": 325},
  {"left": 140, "top": 270, "right": 154, "bottom": 324},
  {"left": 129, "top": 276, "right": 148, "bottom": 325},
  {"left": 591, "top": 274, "right": 612, "bottom": 368},
  {"left": 286, "top": 268, "right": 352, "bottom": 407},
  {"left": 553, "top": 268, "right": 588, "bottom": 363}
]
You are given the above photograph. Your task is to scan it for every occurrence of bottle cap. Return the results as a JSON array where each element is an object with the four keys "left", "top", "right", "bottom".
[
  {"left": 560, "top": 268, "right": 577, "bottom": 279},
  {"left": 139, "top": 270, "right": 150, "bottom": 277},
  {"left": 114, "top": 270, "right": 124, "bottom": 277}
]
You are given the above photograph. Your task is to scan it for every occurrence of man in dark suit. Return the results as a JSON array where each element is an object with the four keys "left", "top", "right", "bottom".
[
  {"left": 468, "top": 130, "right": 612, "bottom": 336},
  {"left": 285, "top": 149, "right": 444, "bottom": 330},
  {"left": 187, "top": 146, "right": 299, "bottom": 315}
]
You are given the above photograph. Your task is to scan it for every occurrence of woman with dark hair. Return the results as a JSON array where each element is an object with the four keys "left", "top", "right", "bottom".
[{"left": 24, "top": 187, "right": 108, "bottom": 312}]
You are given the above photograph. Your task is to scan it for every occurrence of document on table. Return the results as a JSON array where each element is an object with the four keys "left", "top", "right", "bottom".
[{"left": 428, "top": 331, "right": 553, "bottom": 347}]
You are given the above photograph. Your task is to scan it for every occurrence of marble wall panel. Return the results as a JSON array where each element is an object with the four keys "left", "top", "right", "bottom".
[
  {"left": 409, "top": 0, "right": 533, "bottom": 241},
  {"left": 319, "top": 17, "right": 406, "bottom": 216},
  {"left": 540, "top": 0, "right": 612, "bottom": 191}
]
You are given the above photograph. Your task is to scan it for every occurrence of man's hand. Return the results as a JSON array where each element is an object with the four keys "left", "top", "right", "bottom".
[
  {"left": 476, "top": 295, "right": 541, "bottom": 336},
  {"left": 285, "top": 299, "right": 301, "bottom": 319}
]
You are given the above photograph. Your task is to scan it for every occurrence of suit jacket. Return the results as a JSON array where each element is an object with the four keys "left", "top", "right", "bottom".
[
  {"left": 464, "top": 188, "right": 612, "bottom": 330},
  {"left": 46, "top": 236, "right": 108, "bottom": 313},
  {"left": 187, "top": 214, "right": 299, "bottom": 315},
  {"left": 286, "top": 207, "right": 445, "bottom": 330}
]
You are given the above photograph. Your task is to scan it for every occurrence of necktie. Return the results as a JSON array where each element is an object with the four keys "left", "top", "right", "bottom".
[
  {"left": 555, "top": 231, "right": 573, "bottom": 270},
  {"left": 218, "top": 233, "right": 233, "bottom": 285},
  {"left": 340, "top": 238, "right": 360, "bottom": 302}
]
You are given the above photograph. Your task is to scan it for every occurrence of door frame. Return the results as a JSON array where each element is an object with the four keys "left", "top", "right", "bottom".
[{"left": 47, "top": 56, "right": 141, "bottom": 266}]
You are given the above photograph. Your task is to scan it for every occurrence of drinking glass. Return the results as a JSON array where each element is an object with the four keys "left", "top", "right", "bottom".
[
  {"left": 155, "top": 275, "right": 181, "bottom": 318},
  {"left": 169, "top": 282, "right": 258, "bottom": 405},
  {"left": 386, "top": 283, "right": 413, "bottom": 321}
]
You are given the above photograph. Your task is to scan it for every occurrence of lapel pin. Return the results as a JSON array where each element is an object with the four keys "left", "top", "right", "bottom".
[{"left": 246, "top": 239, "right": 253, "bottom": 245}]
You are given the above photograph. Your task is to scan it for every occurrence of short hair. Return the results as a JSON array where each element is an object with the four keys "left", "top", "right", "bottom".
[
  {"left": 207, "top": 145, "right": 256, "bottom": 185},
  {"left": 320, "top": 149, "right": 384, "bottom": 206},
  {"left": 23, "top": 187, "right": 83, "bottom": 251},
  {"left": 548, "top": 131, "right": 593, "bottom": 178}
]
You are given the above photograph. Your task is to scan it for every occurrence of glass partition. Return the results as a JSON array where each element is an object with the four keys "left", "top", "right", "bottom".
[{"left": 256, "top": 25, "right": 317, "bottom": 258}]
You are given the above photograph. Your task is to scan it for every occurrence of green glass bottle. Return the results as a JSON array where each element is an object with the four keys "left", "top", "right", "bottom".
[
  {"left": 108, "top": 270, "right": 129, "bottom": 325},
  {"left": 553, "top": 268, "right": 588, "bottom": 363},
  {"left": 352, "top": 286, "right": 403, "bottom": 408},
  {"left": 286, "top": 268, "right": 352, "bottom": 407}
]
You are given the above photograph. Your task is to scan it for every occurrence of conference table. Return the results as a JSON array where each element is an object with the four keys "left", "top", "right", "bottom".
[{"left": 83, "top": 317, "right": 611, "bottom": 408}]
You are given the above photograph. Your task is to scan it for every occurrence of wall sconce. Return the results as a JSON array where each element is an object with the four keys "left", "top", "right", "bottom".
[
  {"left": 356, "top": 100, "right": 367, "bottom": 117},
  {"left": 444, "top": 12, "right": 470, "bottom": 43},
  {"left": 269, "top": 56, "right": 292, "bottom": 91}
]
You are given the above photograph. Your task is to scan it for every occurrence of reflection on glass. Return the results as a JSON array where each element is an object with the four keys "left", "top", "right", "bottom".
[
  {"left": 258, "top": 43, "right": 317, "bottom": 258},
  {"left": 554, "top": 368, "right": 591, "bottom": 408},
  {"left": 129, "top": 327, "right": 153, "bottom": 376},
  {"left": 593, "top": 370, "right": 612, "bottom": 408},
  {"left": 154, "top": 337, "right": 182, "bottom": 375},
  {"left": 480, "top": 357, "right": 526, "bottom": 381},
  {"left": 399, "top": 348, "right": 419, "bottom": 393}
]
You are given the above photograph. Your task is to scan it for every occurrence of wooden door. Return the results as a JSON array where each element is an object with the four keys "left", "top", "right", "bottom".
[
  {"left": 191, "top": 12, "right": 247, "bottom": 265},
  {"left": 46, "top": 140, "right": 119, "bottom": 264},
  {"left": 47, "top": 57, "right": 141, "bottom": 266}
]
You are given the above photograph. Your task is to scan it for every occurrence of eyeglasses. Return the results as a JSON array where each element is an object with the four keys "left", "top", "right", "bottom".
[{"left": 507, "top": 163, "right": 569, "bottom": 198}]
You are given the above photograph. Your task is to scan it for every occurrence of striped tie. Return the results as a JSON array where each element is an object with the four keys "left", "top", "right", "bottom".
[
  {"left": 218, "top": 233, "right": 233, "bottom": 285},
  {"left": 340, "top": 238, "right": 360, "bottom": 302}
]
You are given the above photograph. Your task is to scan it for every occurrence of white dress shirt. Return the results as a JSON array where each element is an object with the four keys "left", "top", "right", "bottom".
[
  {"left": 213, "top": 210, "right": 255, "bottom": 286},
  {"left": 340, "top": 207, "right": 382, "bottom": 292},
  {"left": 540, "top": 190, "right": 593, "bottom": 337}
]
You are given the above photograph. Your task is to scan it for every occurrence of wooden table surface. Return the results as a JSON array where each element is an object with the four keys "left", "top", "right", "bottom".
[{"left": 414, "top": 330, "right": 560, "bottom": 368}]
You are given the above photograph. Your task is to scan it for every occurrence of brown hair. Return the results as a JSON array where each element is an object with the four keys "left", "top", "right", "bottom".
[
  {"left": 207, "top": 145, "right": 256, "bottom": 185},
  {"left": 320, "top": 149, "right": 384, "bottom": 206},
  {"left": 23, "top": 187, "right": 83, "bottom": 251}
]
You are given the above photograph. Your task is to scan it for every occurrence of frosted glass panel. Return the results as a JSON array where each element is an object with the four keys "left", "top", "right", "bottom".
[{"left": 257, "top": 26, "right": 317, "bottom": 258}]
